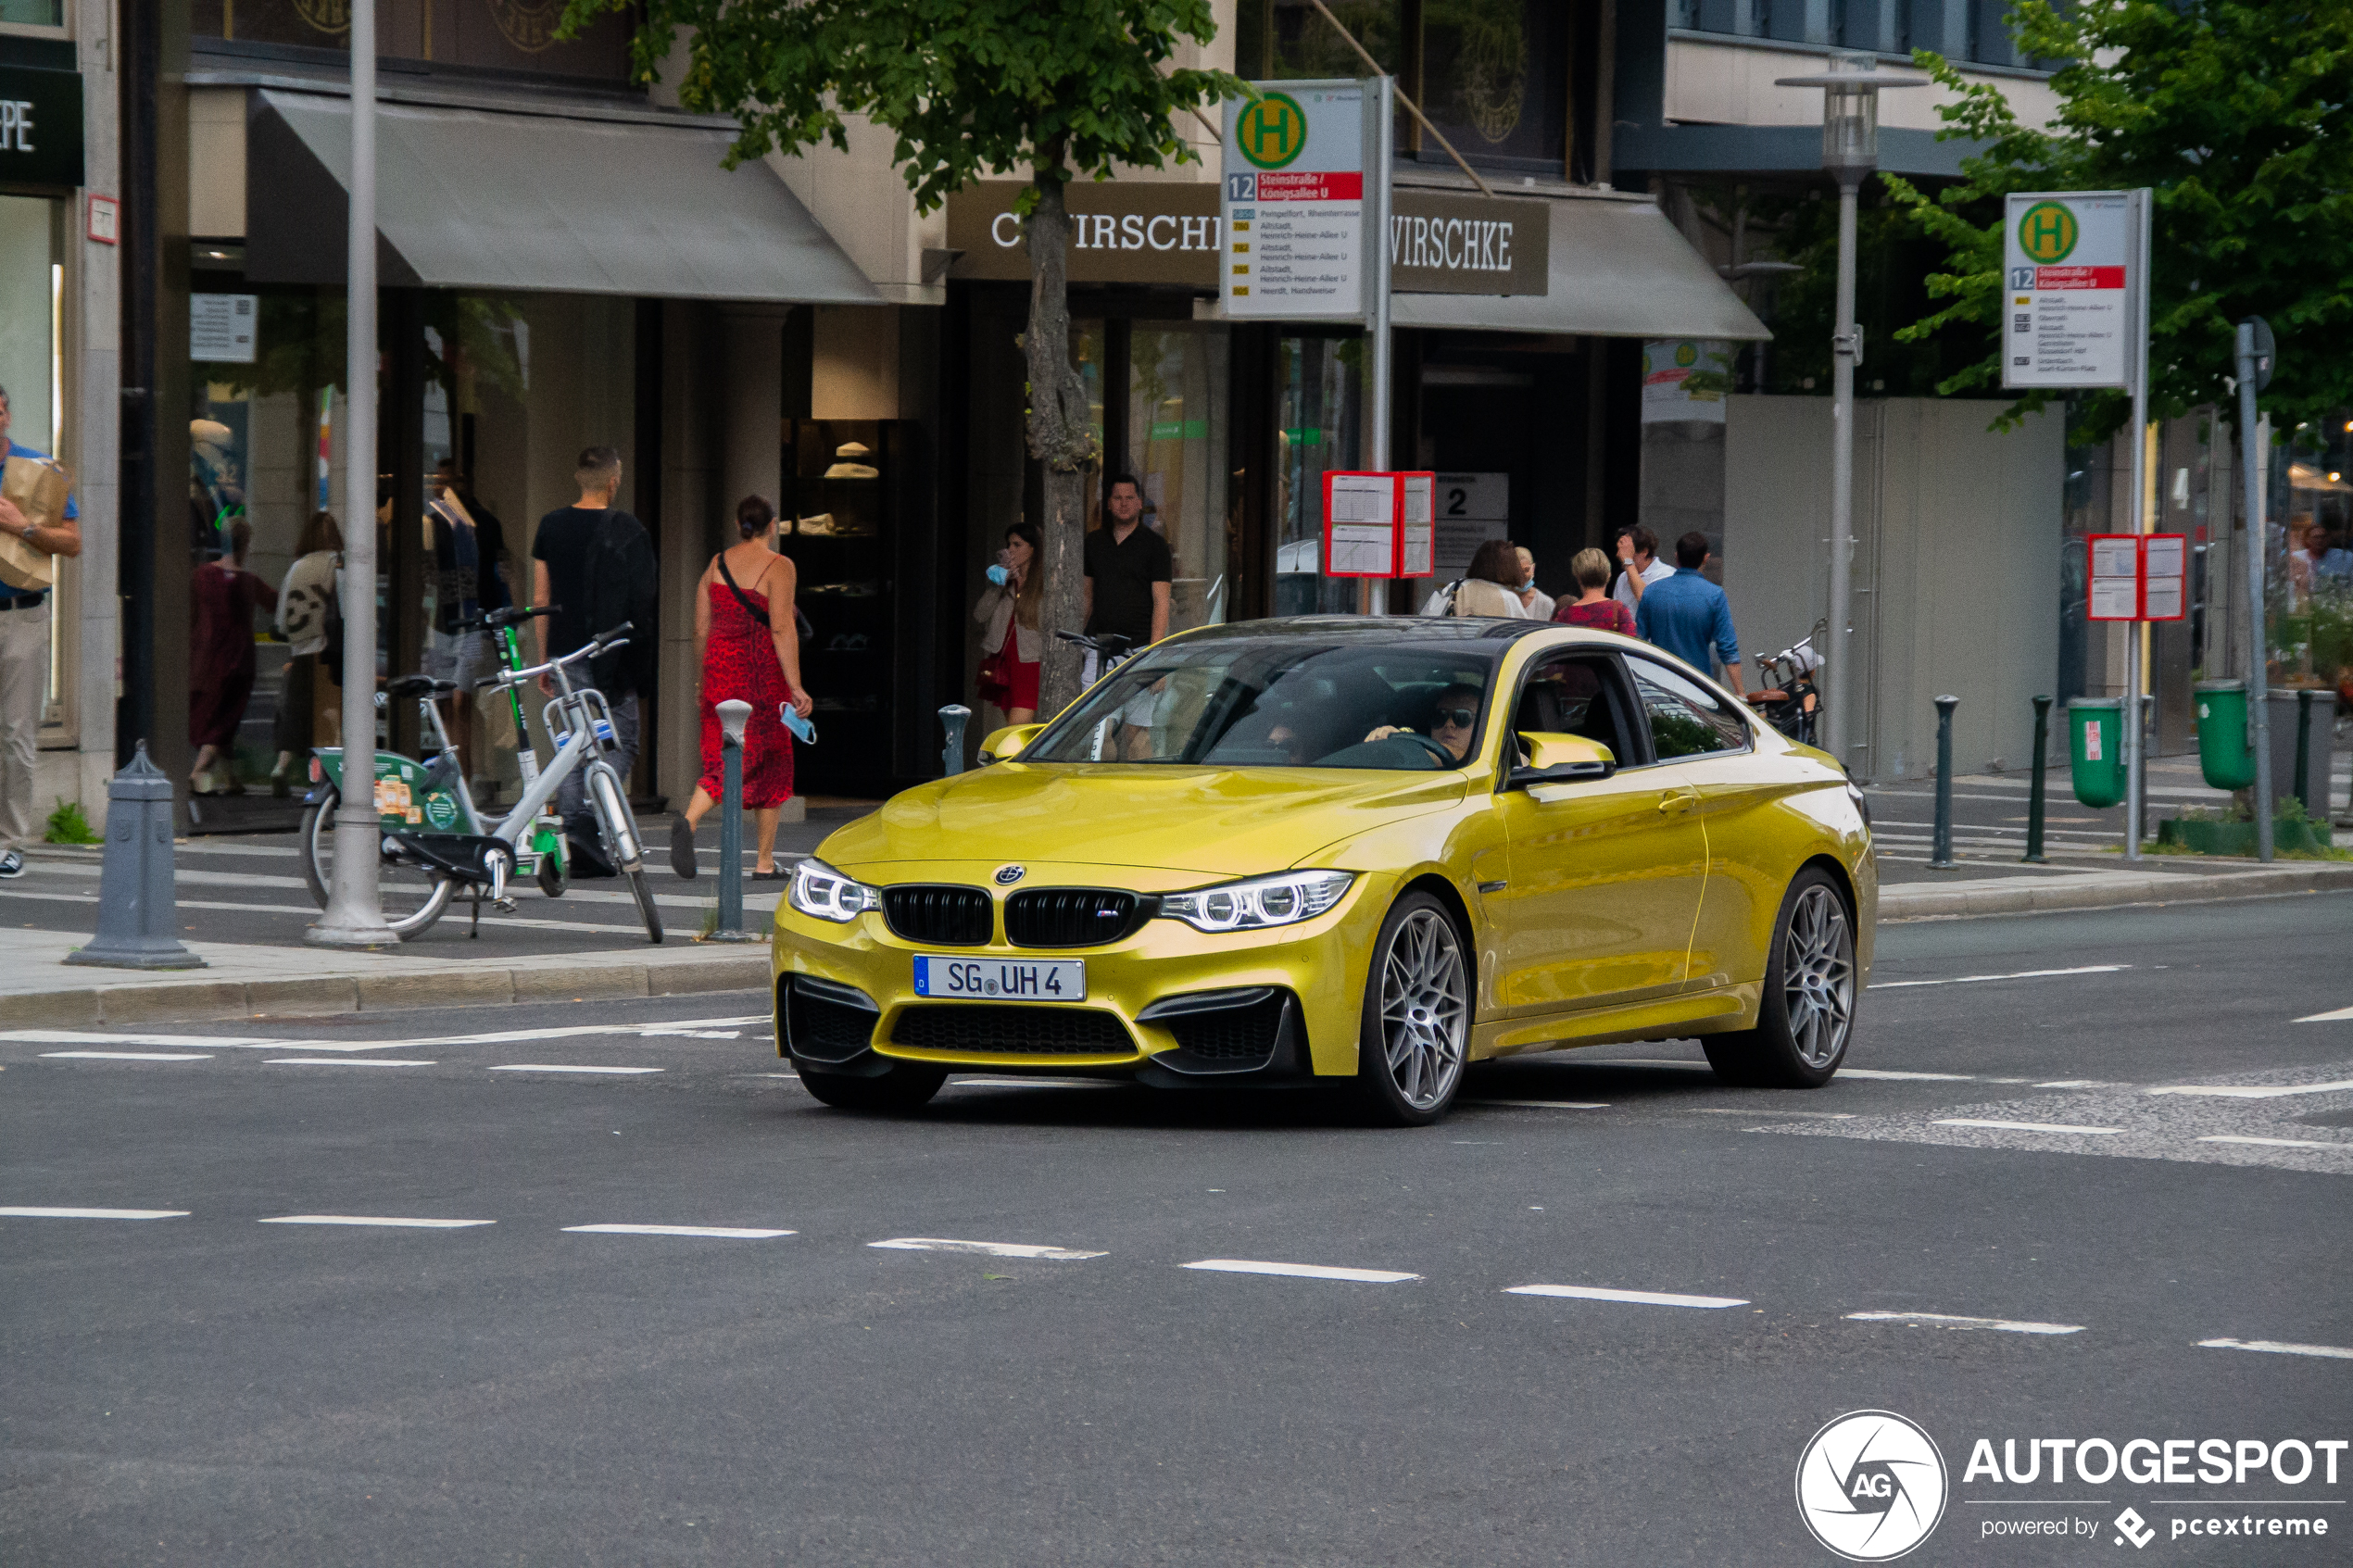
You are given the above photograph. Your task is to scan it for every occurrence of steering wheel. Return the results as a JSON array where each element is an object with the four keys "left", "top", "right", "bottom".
[{"left": 1397, "top": 733, "right": 1458, "bottom": 768}]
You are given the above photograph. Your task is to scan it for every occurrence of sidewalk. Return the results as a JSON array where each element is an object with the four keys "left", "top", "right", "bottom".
[{"left": 7, "top": 855, "right": 2349, "bottom": 1027}]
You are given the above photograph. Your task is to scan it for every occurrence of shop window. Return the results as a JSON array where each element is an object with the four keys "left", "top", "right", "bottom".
[
  {"left": 0, "top": 1, "right": 64, "bottom": 25},
  {"left": 1126, "top": 325, "right": 1231, "bottom": 632},
  {"left": 1421, "top": 0, "right": 1568, "bottom": 169},
  {"left": 1274, "top": 333, "right": 1365, "bottom": 617},
  {"left": 1, "top": 194, "right": 65, "bottom": 726},
  {"left": 191, "top": 0, "right": 635, "bottom": 81}
]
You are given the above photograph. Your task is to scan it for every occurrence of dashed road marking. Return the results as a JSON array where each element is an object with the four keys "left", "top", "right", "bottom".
[
  {"left": 1184, "top": 1259, "right": 1419, "bottom": 1284},
  {"left": 258, "top": 1215, "right": 496, "bottom": 1229},
  {"left": 486, "top": 1064, "right": 664, "bottom": 1076},
  {"left": 265, "top": 1058, "right": 436, "bottom": 1068},
  {"left": 870, "top": 1238, "right": 1106, "bottom": 1260},
  {"left": 1461, "top": 1098, "right": 1611, "bottom": 1110},
  {"left": 1840, "top": 1069, "right": 1979, "bottom": 1082},
  {"left": 5, "top": 1031, "right": 281, "bottom": 1047},
  {"left": 2197, "top": 1337, "right": 2353, "bottom": 1361},
  {"left": 564, "top": 1224, "right": 796, "bottom": 1239},
  {"left": 1872, "top": 964, "right": 2129, "bottom": 989},
  {"left": 2147, "top": 1080, "right": 2353, "bottom": 1100},
  {"left": 1845, "top": 1311, "right": 2083, "bottom": 1336},
  {"left": 2035, "top": 1079, "right": 2108, "bottom": 1088},
  {"left": 1507, "top": 1284, "right": 1748, "bottom": 1310},
  {"left": 0, "top": 1206, "right": 189, "bottom": 1220},
  {"left": 2293, "top": 1005, "right": 2353, "bottom": 1024},
  {"left": 1933, "top": 1118, "right": 2122, "bottom": 1135},
  {"left": 2197, "top": 1135, "right": 2347, "bottom": 1151},
  {"left": 1691, "top": 1107, "right": 1856, "bottom": 1120},
  {"left": 40, "top": 1050, "right": 211, "bottom": 1062}
]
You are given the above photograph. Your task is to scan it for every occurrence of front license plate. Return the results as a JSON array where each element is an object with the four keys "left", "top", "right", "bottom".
[{"left": 912, "top": 956, "right": 1086, "bottom": 1002}]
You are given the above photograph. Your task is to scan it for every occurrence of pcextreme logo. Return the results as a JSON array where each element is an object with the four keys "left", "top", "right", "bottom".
[{"left": 1797, "top": 1410, "right": 1951, "bottom": 1561}]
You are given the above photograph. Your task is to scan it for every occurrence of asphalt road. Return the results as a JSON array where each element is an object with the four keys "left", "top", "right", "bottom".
[{"left": 5, "top": 895, "right": 2350, "bottom": 1565}]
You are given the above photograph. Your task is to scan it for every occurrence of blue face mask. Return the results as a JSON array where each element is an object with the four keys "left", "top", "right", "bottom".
[{"left": 987, "top": 564, "right": 1012, "bottom": 586}]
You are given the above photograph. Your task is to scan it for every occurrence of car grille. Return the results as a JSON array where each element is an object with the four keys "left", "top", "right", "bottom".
[
  {"left": 891, "top": 1004, "right": 1137, "bottom": 1056},
  {"left": 1162, "top": 994, "right": 1288, "bottom": 1064},
  {"left": 881, "top": 884, "right": 992, "bottom": 946},
  {"left": 1004, "top": 888, "right": 1148, "bottom": 948},
  {"left": 785, "top": 984, "right": 876, "bottom": 1062}
]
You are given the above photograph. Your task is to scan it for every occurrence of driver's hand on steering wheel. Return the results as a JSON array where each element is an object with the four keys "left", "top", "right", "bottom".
[{"left": 1364, "top": 724, "right": 1404, "bottom": 745}]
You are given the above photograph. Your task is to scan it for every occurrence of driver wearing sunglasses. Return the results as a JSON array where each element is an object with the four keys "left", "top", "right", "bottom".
[{"left": 1364, "top": 684, "right": 1484, "bottom": 763}]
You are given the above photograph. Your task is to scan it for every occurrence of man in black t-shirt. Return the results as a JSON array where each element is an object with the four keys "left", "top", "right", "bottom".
[
  {"left": 1081, "top": 474, "right": 1171, "bottom": 654},
  {"left": 532, "top": 445, "right": 653, "bottom": 858}
]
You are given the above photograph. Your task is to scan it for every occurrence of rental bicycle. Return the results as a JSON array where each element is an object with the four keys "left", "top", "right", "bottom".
[
  {"left": 299, "top": 622, "right": 662, "bottom": 943},
  {"left": 1053, "top": 630, "right": 1137, "bottom": 760}
]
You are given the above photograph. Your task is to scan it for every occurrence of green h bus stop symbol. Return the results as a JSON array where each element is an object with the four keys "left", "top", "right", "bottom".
[
  {"left": 1236, "top": 93, "right": 1307, "bottom": 170},
  {"left": 2019, "top": 201, "right": 2079, "bottom": 265}
]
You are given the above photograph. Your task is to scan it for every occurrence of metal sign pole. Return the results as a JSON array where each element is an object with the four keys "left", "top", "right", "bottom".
[
  {"left": 2235, "top": 323, "right": 2274, "bottom": 861},
  {"left": 2120, "top": 189, "right": 2151, "bottom": 862},
  {"left": 310, "top": 0, "right": 395, "bottom": 947},
  {"left": 1824, "top": 169, "right": 1861, "bottom": 772},
  {"left": 1365, "top": 73, "right": 1393, "bottom": 616}
]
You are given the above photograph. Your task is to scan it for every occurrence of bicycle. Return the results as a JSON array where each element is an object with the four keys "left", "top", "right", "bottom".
[
  {"left": 299, "top": 622, "right": 663, "bottom": 944},
  {"left": 1745, "top": 619, "right": 1827, "bottom": 747},
  {"left": 1053, "top": 630, "right": 1138, "bottom": 761}
]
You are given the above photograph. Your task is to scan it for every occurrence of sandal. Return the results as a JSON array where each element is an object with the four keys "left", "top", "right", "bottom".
[{"left": 751, "top": 867, "right": 787, "bottom": 881}]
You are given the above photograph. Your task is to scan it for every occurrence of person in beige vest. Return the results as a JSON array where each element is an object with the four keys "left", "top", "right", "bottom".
[
  {"left": 1445, "top": 538, "right": 1530, "bottom": 619},
  {"left": 0, "top": 383, "right": 82, "bottom": 877}
]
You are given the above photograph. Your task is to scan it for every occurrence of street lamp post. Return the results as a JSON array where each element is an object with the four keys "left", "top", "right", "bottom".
[{"left": 1775, "top": 54, "right": 1926, "bottom": 780}]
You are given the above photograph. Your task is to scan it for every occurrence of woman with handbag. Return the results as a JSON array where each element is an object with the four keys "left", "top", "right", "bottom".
[
  {"left": 668, "top": 495, "right": 814, "bottom": 882},
  {"left": 973, "top": 521, "right": 1043, "bottom": 726}
]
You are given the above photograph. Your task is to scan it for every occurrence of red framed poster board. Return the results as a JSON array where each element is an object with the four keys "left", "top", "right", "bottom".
[
  {"left": 1320, "top": 470, "right": 1437, "bottom": 578},
  {"left": 2087, "top": 533, "right": 2187, "bottom": 621}
]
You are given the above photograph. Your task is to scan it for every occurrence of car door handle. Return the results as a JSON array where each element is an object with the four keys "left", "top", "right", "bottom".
[{"left": 1657, "top": 788, "right": 1700, "bottom": 814}]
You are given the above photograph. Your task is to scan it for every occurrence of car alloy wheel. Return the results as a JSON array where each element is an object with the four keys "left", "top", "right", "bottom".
[
  {"left": 1781, "top": 883, "right": 1856, "bottom": 1070},
  {"left": 1359, "top": 894, "right": 1469, "bottom": 1123}
]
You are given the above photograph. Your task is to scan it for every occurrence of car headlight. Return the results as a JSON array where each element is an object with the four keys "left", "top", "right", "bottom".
[
  {"left": 1158, "top": 870, "right": 1354, "bottom": 933},
  {"left": 787, "top": 858, "right": 880, "bottom": 923}
]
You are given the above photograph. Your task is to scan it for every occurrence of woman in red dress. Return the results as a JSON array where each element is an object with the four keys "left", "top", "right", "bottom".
[
  {"left": 972, "top": 521, "right": 1042, "bottom": 724},
  {"left": 669, "top": 495, "right": 814, "bottom": 881}
]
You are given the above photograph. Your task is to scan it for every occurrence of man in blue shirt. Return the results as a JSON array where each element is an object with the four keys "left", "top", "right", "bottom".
[
  {"left": 1635, "top": 531, "right": 1746, "bottom": 696},
  {"left": 0, "top": 383, "right": 82, "bottom": 878}
]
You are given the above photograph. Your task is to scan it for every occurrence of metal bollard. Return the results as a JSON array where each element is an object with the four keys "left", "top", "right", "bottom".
[
  {"left": 66, "top": 742, "right": 206, "bottom": 970},
  {"left": 2023, "top": 695, "right": 2051, "bottom": 863},
  {"left": 2138, "top": 692, "right": 2156, "bottom": 847},
  {"left": 1928, "top": 695, "right": 1959, "bottom": 870},
  {"left": 2293, "top": 689, "right": 2314, "bottom": 812},
  {"left": 708, "top": 699, "right": 754, "bottom": 943},
  {"left": 939, "top": 703, "right": 973, "bottom": 776}
]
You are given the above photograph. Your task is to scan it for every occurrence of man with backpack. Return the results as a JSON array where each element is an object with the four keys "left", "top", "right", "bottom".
[{"left": 532, "top": 446, "right": 658, "bottom": 873}]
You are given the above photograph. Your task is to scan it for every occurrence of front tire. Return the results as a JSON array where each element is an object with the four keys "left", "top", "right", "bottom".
[
  {"left": 799, "top": 1063, "right": 948, "bottom": 1112},
  {"left": 624, "top": 863, "right": 664, "bottom": 945},
  {"left": 299, "top": 786, "right": 456, "bottom": 940},
  {"left": 1703, "top": 867, "right": 1856, "bottom": 1087},
  {"left": 1354, "top": 892, "right": 1470, "bottom": 1126}
]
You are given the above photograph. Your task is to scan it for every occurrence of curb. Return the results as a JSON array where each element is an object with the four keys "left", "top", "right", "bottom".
[
  {"left": 1879, "top": 862, "right": 2353, "bottom": 922},
  {"left": 5, "top": 948, "right": 773, "bottom": 1028}
]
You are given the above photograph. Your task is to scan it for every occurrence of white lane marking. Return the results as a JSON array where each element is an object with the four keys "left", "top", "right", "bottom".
[
  {"left": 564, "top": 1223, "right": 796, "bottom": 1239},
  {"left": 1871, "top": 964, "right": 2128, "bottom": 990},
  {"left": 2292, "top": 1005, "right": 2353, "bottom": 1023},
  {"left": 1507, "top": 1284, "right": 1748, "bottom": 1310},
  {"left": 1461, "top": 1098, "right": 1611, "bottom": 1110},
  {"left": 40, "top": 1050, "right": 212, "bottom": 1061},
  {"left": 0, "top": 1206, "right": 189, "bottom": 1220},
  {"left": 2035, "top": 1079, "right": 2107, "bottom": 1088},
  {"left": 949, "top": 1076, "right": 1124, "bottom": 1089},
  {"left": 635, "top": 1029, "right": 742, "bottom": 1039},
  {"left": 1845, "top": 1311, "right": 2083, "bottom": 1336},
  {"left": 258, "top": 1215, "right": 496, "bottom": 1229},
  {"left": 265, "top": 1058, "right": 436, "bottom": 1067},
  {"left": 1932, "top": 1118, "right": 2122, "bottom": 1135},
  {"left": 2147, "top": 1080, "right": 2353, "bottom": 1100},
  {"left": 5, "top": 1031, "right": 280, "bottom": 1047},
  {"left": 2198, "top": 1337, "right": 2353, "bottom": 1361},
  {"left": 1838, "top": 1069, "right": 1978, "bottom": 1082},
  {"left": 870, "top": 1237, "right": 1107, "bottom": 1260},
  {"left": 486, "top": 1064, "right": 664, "bottom": 1075},
  {"left": 1691, "top": 1107, "right": 1857, "bottom": 1120},
  {"left": 1184, "top": 1259, "right": 1419, "bottom": 1284},
  {"left": 2197, "top": 1135, "right": 2347, "bottom": 1151}
]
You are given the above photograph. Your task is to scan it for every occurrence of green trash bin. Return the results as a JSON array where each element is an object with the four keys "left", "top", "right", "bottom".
[
  {"left": 2068, "top": 696, "right": 2126, "bottom": 808},
  {"left": 2194, "top": 679, "right": 2257, "bottom": 791}
]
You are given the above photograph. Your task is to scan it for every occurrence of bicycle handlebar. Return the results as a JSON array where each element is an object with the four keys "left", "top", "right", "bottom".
[
  {"left": 1053, "top": 630, "right": 1133, "bottom": 655},
  {"left": 475, "top": 632, "right": 629, "bottom": 691}
]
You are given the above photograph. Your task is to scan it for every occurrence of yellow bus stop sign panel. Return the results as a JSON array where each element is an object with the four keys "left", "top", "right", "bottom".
[
  {"left": 2018, "top": 201, "right": 2080, "bottom": 265},
  {"left": 1236, "top": 93, "right": 1308, "bottom": 171}
]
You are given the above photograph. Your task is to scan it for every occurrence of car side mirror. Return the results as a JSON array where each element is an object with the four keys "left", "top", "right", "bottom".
[
  {"left": 1509, "top": 732, "right": 1616, "bottom": 788},
  {"left": 979, "top": 723, "right": 1045, "bottom": 763}
]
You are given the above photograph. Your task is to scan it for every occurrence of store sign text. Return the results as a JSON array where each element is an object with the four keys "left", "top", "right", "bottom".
[
  {"left": 0, "top": 65, "right": 83, "bottom": 190},
  {"left": 948, "top": 182, "right": 1225, "bottom": 285},
  {"left": 1386, "top": 194, "right": 1549, "bottom": 295}
]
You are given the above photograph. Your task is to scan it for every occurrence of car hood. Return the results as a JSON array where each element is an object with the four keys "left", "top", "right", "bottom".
[{"left": 820, "top": 763, "right": 1467, "bottom": 878}]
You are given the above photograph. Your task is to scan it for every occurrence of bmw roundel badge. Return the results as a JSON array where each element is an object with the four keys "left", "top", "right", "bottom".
[{"left": 994, "top": 864, "right": 1026, "bottom": 886}]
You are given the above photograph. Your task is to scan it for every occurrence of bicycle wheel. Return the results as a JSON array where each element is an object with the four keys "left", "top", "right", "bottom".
[
  {"left": 624, "top": 863, "right": 664, "bottom": 945},
  {"left": 300, "top": 786, "right": 456, "bottom": 939},
  {"left": 586, "top": 764, "right": 661, "bottom": 944}
]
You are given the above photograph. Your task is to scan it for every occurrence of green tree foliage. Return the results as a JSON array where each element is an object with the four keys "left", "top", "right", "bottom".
[
  {"left": 559, "top": 0, "right": 1239, "bottom": 712},
  {"left": 1885, "top": 0, "right": 2353, "bottom": 439}
]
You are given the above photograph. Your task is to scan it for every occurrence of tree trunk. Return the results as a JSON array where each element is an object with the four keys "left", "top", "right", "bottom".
[{"left": 1022, "top": 161, "right": 1097, "bottom": 717}]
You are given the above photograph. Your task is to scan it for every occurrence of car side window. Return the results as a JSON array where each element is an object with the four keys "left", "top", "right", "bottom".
[
  {"left": 1628, "top": 659, "right": 1750, "bottom": 760},
  {"left": 1514, "top": 654, "right": 1636, "bottom": 765}
]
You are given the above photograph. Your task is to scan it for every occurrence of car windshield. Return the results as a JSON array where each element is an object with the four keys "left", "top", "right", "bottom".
[{"left": 1022, "top": 633, "right": 1502, "bottom": 770}]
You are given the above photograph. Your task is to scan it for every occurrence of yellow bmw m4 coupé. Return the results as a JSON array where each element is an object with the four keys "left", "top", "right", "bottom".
[{"left": 772, "top": 616, "right": 1873, "bottom": 1125}]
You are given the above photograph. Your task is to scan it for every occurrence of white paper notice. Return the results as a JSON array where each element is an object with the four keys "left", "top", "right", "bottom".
[
  {"left": 1399, "top": 475, "right": 1434, "bottom": 576},
  {"left": 191, "top": 294, "right": 259, "bottom": 364},
  {"left": 2090, "top": 537, "right": 2139, "bottom": 579},
  {"left": 2089, "top": 576, "right": 2139, "bottom": 621},
  {"left": 1327, "top": 526, "right": 1392, "bottom": 575}
]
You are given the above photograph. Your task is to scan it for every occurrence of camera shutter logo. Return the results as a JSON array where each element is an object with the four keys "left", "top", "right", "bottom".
[{"left": 1795, "top": 1410, "right": 1949, "bottom": 1561}]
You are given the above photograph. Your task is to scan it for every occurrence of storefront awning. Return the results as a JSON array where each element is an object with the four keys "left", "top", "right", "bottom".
[
  {"left": 246, "top": 89, "right": 882, "bottom": 304},
  {"left": 1390, "top": 194, "right": 1768, "bottom": 342}
]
